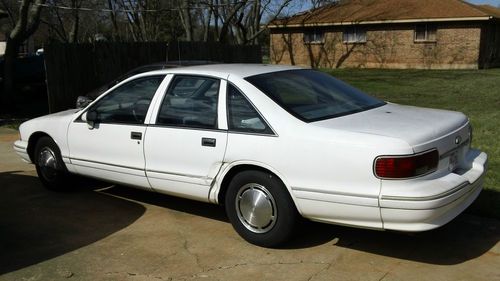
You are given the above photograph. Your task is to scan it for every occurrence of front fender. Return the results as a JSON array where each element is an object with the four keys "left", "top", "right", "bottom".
[{"left": 19, "top": 109, "right": 79, "bottom": 163}]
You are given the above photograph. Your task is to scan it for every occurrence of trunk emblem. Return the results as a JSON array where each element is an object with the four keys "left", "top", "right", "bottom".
[{"left": 455, "top": 136, "right": 462, "bottom": 145}]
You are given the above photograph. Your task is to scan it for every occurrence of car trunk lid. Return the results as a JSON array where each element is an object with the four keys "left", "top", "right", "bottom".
[{"left": 313, "top": 103, "right": 471, "bottom": 174}]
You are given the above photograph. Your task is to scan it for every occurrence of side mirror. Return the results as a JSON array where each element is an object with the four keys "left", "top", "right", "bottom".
[
  {"left": 82, "top": 110, "right": 99, "bottom": 129},
  {"left": 76, "top": 96, "right": 93, "bottom": 109},
  {"left": 86, "top": 110, "right": 98, "bottom": 122}
]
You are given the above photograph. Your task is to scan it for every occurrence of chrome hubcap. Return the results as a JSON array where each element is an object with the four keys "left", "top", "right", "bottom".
[
  {"left": 38, "top": 147, "right": 58, "bottom": 181},
  {"left": 235, "top": 183, "right": 277, "bottom": 233}
]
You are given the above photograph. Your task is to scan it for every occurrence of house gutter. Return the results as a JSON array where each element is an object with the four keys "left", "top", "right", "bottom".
[{"left": 269, "top": 16, "right": 493, "bottom": 28}]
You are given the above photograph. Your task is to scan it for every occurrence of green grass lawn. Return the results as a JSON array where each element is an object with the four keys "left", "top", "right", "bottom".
[{"left": 323, "top": 68, "right": 500, "bottom": 218}]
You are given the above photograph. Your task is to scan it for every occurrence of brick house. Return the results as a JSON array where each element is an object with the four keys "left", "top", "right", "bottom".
[{"left": 269, "top": 0, "right": 500, "bottom": 69}]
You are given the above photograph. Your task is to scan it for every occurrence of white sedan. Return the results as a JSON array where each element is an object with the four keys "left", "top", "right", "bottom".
[{"left": 14, "top": 64, "right": 487, "bottom": 247}]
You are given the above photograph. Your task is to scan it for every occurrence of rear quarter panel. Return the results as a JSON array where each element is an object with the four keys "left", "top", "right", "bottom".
[{"left": 220, "top": 76, "right": 413, "bottom": 227}]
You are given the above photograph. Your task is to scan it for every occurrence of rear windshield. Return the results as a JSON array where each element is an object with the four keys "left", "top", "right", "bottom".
[{"left": 245, "top": 70, "right": 385, "bottom": 122}]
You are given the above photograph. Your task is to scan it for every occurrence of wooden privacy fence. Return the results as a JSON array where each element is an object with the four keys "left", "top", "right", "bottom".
[{"left": 44, "top": 42, "right": 262, "bottom": 112}]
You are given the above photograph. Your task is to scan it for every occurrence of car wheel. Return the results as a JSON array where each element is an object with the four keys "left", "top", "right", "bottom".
[
  {"left": 225, "top": 170, "right": 299, "bottom": 247},
  {"left": 34, "top": 136, "right": 69, "bottom": 191}
]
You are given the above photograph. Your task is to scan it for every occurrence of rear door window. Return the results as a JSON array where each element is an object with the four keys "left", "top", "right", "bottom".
[{"left": 157, "top": 76, "right": 220, "bottom": 129}]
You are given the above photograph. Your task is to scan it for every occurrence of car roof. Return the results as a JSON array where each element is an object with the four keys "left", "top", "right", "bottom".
[
  {"left": 87, "top": 64, "right": 305, "bottom": 100},
  {"left": 85, "top": 61, "right": 220, "bottom": 99},
  {"left": 146, "top": 64, "right": 305, "bottom": 79}
]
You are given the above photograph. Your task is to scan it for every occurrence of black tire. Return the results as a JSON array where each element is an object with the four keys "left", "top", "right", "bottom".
[
  {"left": 225, "top": 170, "right": 299, "bottom": 247},
  {"left": 34, "top": 136, "right": 69, "bottom": 191}
]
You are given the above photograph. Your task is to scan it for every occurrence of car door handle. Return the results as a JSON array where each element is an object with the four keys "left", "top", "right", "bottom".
[
  {"left": 201, "top": 137, "right": 216, "bottom": 147},
  {"left": 131, "top": 131, "right": 142, "bottom": 140}
]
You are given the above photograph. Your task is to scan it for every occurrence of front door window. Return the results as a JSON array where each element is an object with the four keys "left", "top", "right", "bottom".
[{"left": 89, "top": 75, "right": 165, "bottom": 124}]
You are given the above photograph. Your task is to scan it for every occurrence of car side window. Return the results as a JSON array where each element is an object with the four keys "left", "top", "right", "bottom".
[
  {"left": 89, "top": 75, "right": 165, "bottom": 124},
  {"left": 227, "top": 84, "right": 273, "bottom": 134},
  {"left": 157, "top": 76, "right": 220, "bottom": 129}
]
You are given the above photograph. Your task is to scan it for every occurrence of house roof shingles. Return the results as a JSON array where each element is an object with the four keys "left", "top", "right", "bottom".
[
  {"left": 475, "top": 4, "right": 500, "bottom": 18},
  {"left": 273, "top": 0, "right": 500, "bottom": 27}
]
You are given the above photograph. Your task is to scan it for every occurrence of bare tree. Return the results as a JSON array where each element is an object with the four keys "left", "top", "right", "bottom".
[
  {"left": 1, "top": 0, "right": 46, "bottom": 110},
  {"left": 201, "top": 0, "right": 213, "bottom": 41},
  {"left": 104, "top": 0, "right": 178, "bottom": 42},
  {"left": 91, "top": 0, "right": 296, "bottom": 44},
  {"left": 194, "top": 0, "right": 292, "bottom": 44},
  {"left": 178, "top": 0, "right": 194, "bottom": 41},
  {"left": 67, "top": 0, "right": 81, "bottom": 42},
  {"left": 232, "top": 0, "right": 293, "bottom": 45},
  {"left": 41, "top": 0, "right": 85, "bottom": 43}
]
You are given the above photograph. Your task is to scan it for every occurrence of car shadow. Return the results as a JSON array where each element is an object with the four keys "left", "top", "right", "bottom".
[
  {"left": 104, "top": 184, "right": 499, "bottom": 266},
  {"left": 287, "top": 215, "right": 499, "bottom": 265},
  {"left": 2, "top": 171, "right": 497, "bottom": 273},
  {"left": 102, "top": 184, "right": 228, "bottom": 222},
  {"left": 469, "top": 188, "right": 500, "bottom": 220},
  {"left": 0, "top": 171, "right": 146, "bottom": 275}
]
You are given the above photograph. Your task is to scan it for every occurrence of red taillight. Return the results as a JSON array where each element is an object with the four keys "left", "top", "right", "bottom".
[{"left": 374, "top": 150, "right": 439, "bottom": 179}]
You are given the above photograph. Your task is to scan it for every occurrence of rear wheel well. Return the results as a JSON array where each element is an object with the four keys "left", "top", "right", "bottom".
[
  {"left": 218, "top": 164, "right": 287, "bottom": 205},
  {"left": 27, "top": 132, "right": 51, "bottom": 163}
]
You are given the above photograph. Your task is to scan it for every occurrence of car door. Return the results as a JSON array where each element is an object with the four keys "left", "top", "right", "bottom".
[
  {"left": 68, "top": 75, "right": 166, "bottom": 189},
  {"left": 144, "top": 75, "right": 228, "bottom": 201}
]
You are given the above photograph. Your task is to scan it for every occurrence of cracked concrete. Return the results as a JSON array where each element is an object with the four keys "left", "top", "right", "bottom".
[{"left": 0, "top": 127, "right": 499, "bottom": 281}]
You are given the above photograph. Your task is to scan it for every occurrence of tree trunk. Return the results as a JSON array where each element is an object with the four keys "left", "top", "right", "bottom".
[
  {"left": 2, "top": 37, "right": 21, "bottom": 112},
  {"left": 203, "top": 5, "right": 212, "bottom": 42},
  {"left": 0, "top": 0, "right": 46, "bottom": 112},
  {"left": 218, "top": 2, "right": 245, "bottom": 43},
  {"left": 69, "top": 0, "right": 80, "bottom": 43},
  {"left": 179, "top": 0, "right": 193, "bottom": 41},
  {"left": 107, "top": 0, "right": 120, "bottom": 40}
]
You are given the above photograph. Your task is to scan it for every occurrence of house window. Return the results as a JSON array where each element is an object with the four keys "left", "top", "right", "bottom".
[
  {"left": 304, "top": 30, "right": 324, "bottom": 44},
  {"left": 415, "top": 24, "right": 437, "bottom": 42},
  {"left": 343, "top": 26, "right": 366, "bottom": 43}
]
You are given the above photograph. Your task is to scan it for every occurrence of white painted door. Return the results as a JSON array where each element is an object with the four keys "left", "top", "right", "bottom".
[
  {"left": 68, "top": 75, "right": 166, "bottom": 189},
  {"left": 144, "top": 75, "right": 228, "bottom": 201}
]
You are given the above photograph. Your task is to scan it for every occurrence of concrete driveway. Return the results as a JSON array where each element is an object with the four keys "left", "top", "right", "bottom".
[{"left": 0, "top": 127, "right": 499, "bottom": 281}]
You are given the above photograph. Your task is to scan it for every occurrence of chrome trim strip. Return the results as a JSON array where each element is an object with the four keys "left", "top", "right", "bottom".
[
  {"left": 71, "top": 158, "right": 212, "bottom": 182},
  {"left": 146, "top": 174, "right": 208, "bottom": 186},
  {"left": 294, "top": 196, "right": 378, "bottom": 207},
  {"left": 73, "top": 119, "right": 148, "bottom": 126},
  {"left": 146, "top": 169, "right": 211, "bottom": 181},
  {"left": 147, "top": 124, "right": 226, "bottom": 133},
  {"left": 291, "top": 186, "right": 379, "bottom": 199},
  {"left": 70, "top": 157, "right": 144, "bottom": 171},
  {"left": 381, "top": 182, "right": 469, "bottom": 202},
  {"left": 72, "top": 162, "right": 145, "bottom": 177},
  {"left": 228, "top": 131, "right": 279, "bottom": 138}
]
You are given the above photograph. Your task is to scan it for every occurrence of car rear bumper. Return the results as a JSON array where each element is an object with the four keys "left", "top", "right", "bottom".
[
  {"left": 13, "top": 140, "right": 31, "bottom": 163},
  {"left": 380, "top": 149, "right": 487, "bottom": 231}
]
